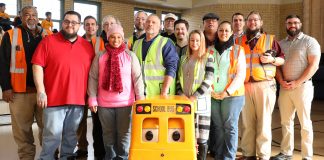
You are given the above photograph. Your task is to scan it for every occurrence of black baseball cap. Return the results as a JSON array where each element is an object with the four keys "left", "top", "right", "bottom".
[{"left": 202, "top": 13, "right": 220, "bottom": 21}]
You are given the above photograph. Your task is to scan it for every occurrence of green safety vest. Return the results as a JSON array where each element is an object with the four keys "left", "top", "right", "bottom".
[
  {"left": 133, "top": 35, "right": 176, "bottom": 96},
  {"left": 178, "top": 55, "right": 206, "bottom": 95}
]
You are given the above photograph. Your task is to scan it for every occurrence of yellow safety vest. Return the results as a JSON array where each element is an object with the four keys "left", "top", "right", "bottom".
[{"left": 133, "top": 35, "right": 176, "bottom": 96}]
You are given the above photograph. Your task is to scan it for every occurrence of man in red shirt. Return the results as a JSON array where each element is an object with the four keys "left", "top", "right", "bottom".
[{"left": 32, "top": 11, "right": 94, "bottom": 159}]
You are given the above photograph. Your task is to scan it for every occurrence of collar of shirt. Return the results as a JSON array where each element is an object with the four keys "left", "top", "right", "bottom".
[
  {"left": 285, "top": 32, "right": 304, "bottom": 41},
  {"left": 234, "top": 31, "right": 245, "bottom": 39},
  {"left": 143, "top": 34, "right": 159, "bottom": 43},
  {"left": 176, "top": 43, "right": 187, "bottom": 49},
  {"left": 133, "top": 31, "right": 145, "bottom": 40},
  {"left": 19, "top": 25, "right": 43, "bottom": 37}
]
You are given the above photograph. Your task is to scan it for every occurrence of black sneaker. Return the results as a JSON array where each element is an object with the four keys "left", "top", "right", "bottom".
[
  {"left": 271, "top": 153, "right": 292, "bottom": 160},
  {"left": 54, "top": 148, "right": 59, "bottom": 160},
  {"left": 75, "top": 149, "right": 88, "bottom": 159}
]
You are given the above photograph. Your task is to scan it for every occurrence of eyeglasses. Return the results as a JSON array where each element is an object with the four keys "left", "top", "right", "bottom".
[
  {"left": 103, "top": 22, "right": 115, "bottom": 27},
  {"left": 24, "top": 14, "right": 37, "bottom": 18},
  {"left": 286, "top": 22, "right": 301, "bottom": 25},
  {"left": 247, "top": 18, "right": 260, "bottom": 22},
  {"left": 63, "top": 20, "right": 80, "bottom": 26}
]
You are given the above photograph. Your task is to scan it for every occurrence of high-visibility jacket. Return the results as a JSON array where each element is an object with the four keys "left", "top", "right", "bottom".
[
  {"left": 8, "top": 27, "right": 51, "bottom": 92},
  {"left": 133, "top": 35, "right": 176, "bottom": 96},
  {"left": 127, "top": 35, "right": 134, "bottom": 51},
  {"left": 236, "top": 34, "right": 275, "bottom": 82},
  {"left": 178, "top": 55, "right": 207, "bottom": 95},
  {"left": 90, "top": 36, "right": 105, "bottom": 55},
  {"left": 208, "top": 45, "right": 245, "bottom": 96}
]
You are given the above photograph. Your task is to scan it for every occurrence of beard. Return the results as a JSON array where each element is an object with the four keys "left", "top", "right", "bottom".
[
  {"left": 26, "top": 23, "right": 36, "bottom": 30},
  {"left": 135, "top": 25, "right": 144, "bottom": 32},
  {"left": 246, "top": 28, "right": 260, "bottom": 36},
  {"left": 61, "top": 29, "right": 78, "bottom": 40},
  {"left": 286, "top": 28, "right": 301, "bottom": 37},
  {"left": 246, "top": 28, "right": 261, "bottom": 40}
]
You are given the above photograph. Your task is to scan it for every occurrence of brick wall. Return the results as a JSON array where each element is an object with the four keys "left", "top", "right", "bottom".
[
  {"left": 279, "top": 3, "right": 303, "bottom": 40},
  {"left": 19, "top": 0, "right": 303, "bottom": 39},
  {"left": 21, "top": 0, "right": 32, "bottom": 6},
  {"left": 182, "top": 3, "right": 302, "bottom": 40}
]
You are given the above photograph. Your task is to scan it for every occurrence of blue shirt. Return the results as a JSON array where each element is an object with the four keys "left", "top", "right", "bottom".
[{"left": 142, "top": 34, "right": 179, "bottom": 78}]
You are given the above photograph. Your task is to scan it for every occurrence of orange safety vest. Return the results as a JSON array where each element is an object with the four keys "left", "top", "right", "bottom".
[
  {"left": 208, "top": 45, "right": 245, "bottom": 96},
  {"left": 236, "top": 34, "right": 275, "bottom": 82},
  {"left": 90, "top": 36, "right": 105, "bottom": 55},
  {"left": 8, "top": 27, "right": 51, "bottom": 92}
]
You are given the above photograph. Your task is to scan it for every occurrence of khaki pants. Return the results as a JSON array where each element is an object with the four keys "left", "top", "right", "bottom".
[
  {"left": 9, "top": 93, "right": 43, "bottom": 160},
  {"left": 278, "top": 81, "right": 313, "bottom": 159},
  {"left": 241, "top": 80, "right": 276, "bottom": 159}
]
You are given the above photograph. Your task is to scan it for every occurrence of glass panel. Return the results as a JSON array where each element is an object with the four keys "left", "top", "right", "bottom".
[
  {"left": 74, "top": 2, "right": 98, "bottom": 36},
  {"left": 161, "top": 12, "right": 180, "bottom": 31},
  {"left": 52, "top": 21, "right": 60, "bottom": 31},
  {"left": 2, "top": 0, "right": 17, "bottom": 16},
  {"left": 33, "top": 0, "right": 61, "bottom": 20}
]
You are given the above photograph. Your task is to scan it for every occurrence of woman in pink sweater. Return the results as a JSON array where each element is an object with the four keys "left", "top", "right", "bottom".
[{"left": 87, "top": 24, "right": 144, "bottom": 160}]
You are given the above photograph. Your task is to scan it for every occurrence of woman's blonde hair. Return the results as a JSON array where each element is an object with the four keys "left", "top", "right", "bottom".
[{"left": 186, "top": 30, "right": 207, "bottom": 61}]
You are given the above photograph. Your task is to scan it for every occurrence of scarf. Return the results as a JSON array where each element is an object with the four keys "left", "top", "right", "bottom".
[
  {"left": 214, "top": 35, "right": 234, "bottom": 55},
  {"left": 102, "top": 43, "right": 126, "bottom": 92}
]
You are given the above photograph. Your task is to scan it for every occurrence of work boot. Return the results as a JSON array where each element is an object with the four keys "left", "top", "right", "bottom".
[{"left": 197, "top": 143, "right": 208, "bottom": 160}]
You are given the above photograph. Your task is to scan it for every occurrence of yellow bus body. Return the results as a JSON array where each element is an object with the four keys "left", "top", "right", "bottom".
[{"left": 129, "top": 95, "right": 196, "bottom": 160}]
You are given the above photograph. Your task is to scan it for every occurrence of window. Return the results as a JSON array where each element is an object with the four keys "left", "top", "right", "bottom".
[
  {"left": 33, "top": 0, "right": 62, "bottom": 31},
  {"left": 134, "top": 7, "right": 155, "bottom": 17},
  {"left": 161, "top": 11, "right": 180, "bottom": 31},
  {"left": 2, "top": 0, "right": 18, "bottom": 17},
  {"left": 74, "top": 1, "right": 100, "bottom": 36}
]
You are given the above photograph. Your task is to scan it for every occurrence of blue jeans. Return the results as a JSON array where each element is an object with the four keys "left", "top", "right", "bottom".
[
  {"left": 98, "top": 106, "right": 132, "bottom": 160},
  {"left": 211, "top": 96, "right": 245, "bottom": 160},
  {"left": 39, "top": 105, "right": 84, "bottom": 160}
]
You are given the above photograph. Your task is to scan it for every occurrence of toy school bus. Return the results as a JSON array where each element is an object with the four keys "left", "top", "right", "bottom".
[{"left": 129, "top": 95, "right": 196, "bottom": 160}]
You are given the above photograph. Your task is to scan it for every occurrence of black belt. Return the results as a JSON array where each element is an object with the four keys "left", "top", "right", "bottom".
[
  {"left": 286, "top": 79, "right": 312, "bottom": 83},
  {"left": 303, "top": 78, "right": 312, "bottom": 83}
]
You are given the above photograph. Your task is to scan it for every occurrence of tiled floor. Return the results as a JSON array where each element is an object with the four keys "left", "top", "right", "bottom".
[{"left": 0, "top": 100, "right": 323, "bottom": 160}]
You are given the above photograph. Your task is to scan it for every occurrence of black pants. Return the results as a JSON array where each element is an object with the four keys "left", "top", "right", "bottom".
[{"left": 91, "top": 111, "right": 106, "bottom": 158}]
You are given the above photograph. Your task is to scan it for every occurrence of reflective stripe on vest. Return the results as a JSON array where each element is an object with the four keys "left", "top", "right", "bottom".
[
  {"left": 133, "top": 35, "right": 175, "bottom": 96},
  {"left": 208, "top": 45, "right": 244, "bottom": 96},
  {"left": 10, "top": 28, "right": 24, "bottom": 74},
  {"left": 91, "top": 36, "right": 105, "bottom": 55},
  {"left": 239, "top": 34, "right": 276, "bottom": 82}
]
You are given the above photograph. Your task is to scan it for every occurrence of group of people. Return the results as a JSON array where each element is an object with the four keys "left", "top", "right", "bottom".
[{"left": 0, "top": 4, "right": 321, "bottom": 160}]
